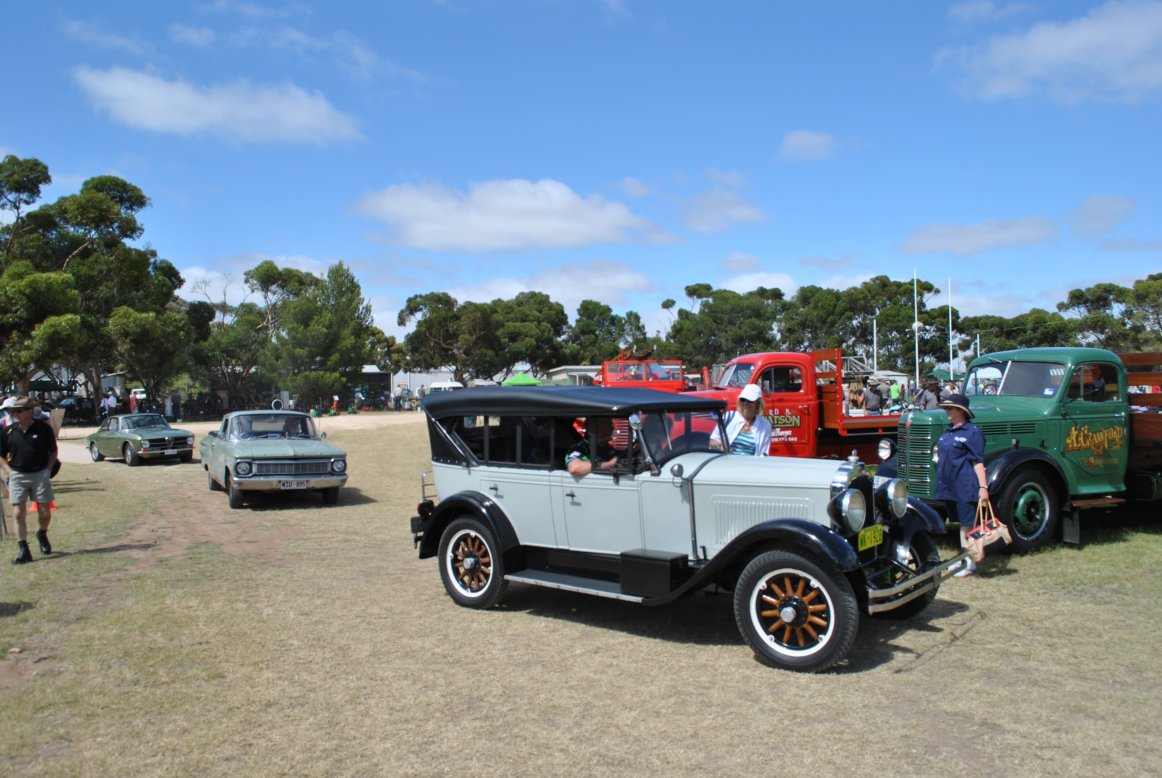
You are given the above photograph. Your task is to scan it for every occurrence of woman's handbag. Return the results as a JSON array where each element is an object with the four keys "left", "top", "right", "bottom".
[{"left": 961, "top": 499, "right": 1012, "bottom": 562}]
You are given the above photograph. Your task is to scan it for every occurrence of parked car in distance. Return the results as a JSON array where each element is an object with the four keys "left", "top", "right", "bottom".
[
  {"left": 200, "top": 410, "right": 348, "bottom": 509},
  {"left": 57, "top": 395, "right": 97, "bottom": 425},
  {"left": 410, "top": 386, "right": 963, "bottom": 673},
  {"left": 87, "top": 413, "right": 196, "bottom": 465},
  {"left": 426, "top": 381, "right": 464, "bottom": 393}
]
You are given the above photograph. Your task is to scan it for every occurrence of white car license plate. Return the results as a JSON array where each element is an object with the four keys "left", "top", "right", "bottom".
[
  {"left": 279, "top": 480, "right": 308, "bottom": 489},
  {"left": 873, "top": 475, "right": 888, "bottom": 489},
  {"left": 164, "top": 449, "right": 177, "bottom": 455}
]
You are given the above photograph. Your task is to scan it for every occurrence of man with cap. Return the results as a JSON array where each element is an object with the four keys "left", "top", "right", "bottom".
[
  {"left": 0, "top": 396, "right": 59, "bottom": 564},
  {"left": 863, "top": 378, "right": 884, "bottom": 416},
  {"left": 933, "top": 393, "right": 987, "bottom": 578},
  {"left": 914, "top": 375, "right": 943, "bottom": 410},
  {"left": 710, "top": 384, "right": 773, "bottom": 456}
]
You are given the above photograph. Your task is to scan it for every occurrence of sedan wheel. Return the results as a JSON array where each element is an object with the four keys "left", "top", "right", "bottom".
[
  {"left": 734, "top": 549, "right": 859, "bottom": 673},
  {"left": 89, "top": 442, "right": 105, "bottom": 462},
  {"left": 226, "top": 473, "right": 244, "bottom": 509},
  {"left": 123, "top": 443, "right": 140, "bottom": 467}
]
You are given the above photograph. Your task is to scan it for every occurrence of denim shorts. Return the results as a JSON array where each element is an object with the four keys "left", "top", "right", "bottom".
[
  {"left": 945, "top": 500, "right": 977, "bottom": 529},
  {"left": 9, "top": 468, "right": 53, "bottom": 505}
]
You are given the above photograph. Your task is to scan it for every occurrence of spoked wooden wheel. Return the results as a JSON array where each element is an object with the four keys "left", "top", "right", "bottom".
[
  {"left": 734, "top": 549, "right": 858, "bottom": 672},
  {"left": 438, "top": 518, "right": 508, "bottom": 608}
]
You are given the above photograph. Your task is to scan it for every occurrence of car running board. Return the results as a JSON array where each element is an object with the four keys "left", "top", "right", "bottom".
[{"left": 505, "top": 570, "right": 646, "bottom": 603}]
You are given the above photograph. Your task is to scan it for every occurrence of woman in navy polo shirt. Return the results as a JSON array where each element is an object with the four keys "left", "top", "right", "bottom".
[{"left": 934, "top": 393, "right": 988, "bottom": 578}]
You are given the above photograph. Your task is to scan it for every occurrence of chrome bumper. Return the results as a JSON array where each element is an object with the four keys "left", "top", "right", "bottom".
[
  {"left": 233, "top": 474, "right": 348, "bottom": 492},
  {"left": 865, "top": 550, "right": 968, "bottom": 615}
]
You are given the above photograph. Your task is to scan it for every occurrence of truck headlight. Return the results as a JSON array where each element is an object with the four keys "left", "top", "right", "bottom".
[
  {"left": 877, "top": 438, "right": 895, "bottom": 461},
  {"left": 837, "top": 488, "right": 866, "bottom": 533},
  {"left": 332, "top": 459, "right": 347, "bottom": 474},
  {"left": 235, "top": 461, "right": 253, "bottom": 476}
]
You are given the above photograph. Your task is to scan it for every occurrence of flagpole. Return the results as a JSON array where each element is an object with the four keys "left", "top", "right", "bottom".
[
  {"left": 948, "top": 278, "right": 954, "bottom": 382},
  {"left": 913, "top": 270, "right": 921, "bottom": 391}
]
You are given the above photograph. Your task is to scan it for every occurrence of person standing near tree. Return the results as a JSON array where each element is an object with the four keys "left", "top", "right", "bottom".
[{"left": 0, "top": 396, "right": 59, "bottom": 565}]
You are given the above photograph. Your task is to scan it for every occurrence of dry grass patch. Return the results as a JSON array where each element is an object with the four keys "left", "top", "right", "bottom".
[{"left": 2, "top": 413, "right": 1161, "bottom": 775}]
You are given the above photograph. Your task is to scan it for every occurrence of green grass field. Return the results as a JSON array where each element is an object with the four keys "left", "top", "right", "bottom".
[{"left": 2, "top": 416, "right": 1161, "bottom": 776}]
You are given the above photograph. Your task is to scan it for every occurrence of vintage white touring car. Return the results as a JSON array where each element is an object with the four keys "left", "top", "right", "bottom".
[{"left": 410, "top": 386, "right": 964, "bottom": 672}]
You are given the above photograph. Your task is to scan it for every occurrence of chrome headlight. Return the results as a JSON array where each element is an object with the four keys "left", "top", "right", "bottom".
[
  {"left": 885, "top": 478, "right": 908, "bottom": 518},
  {"left": 186, "top": 436, "right": 194, "bottom": 446},
  {"left": 877, "top": 438, "right": 895, "bottom": 461},
  {"left": 838, "top": 488, "right": 867, "bottom": 533},
  {"left": 141, "top": 440, "right": 151, "bottom": 449},
  {"left": 235, "top": 461, "right": 253, "bottom": 476},
  {"left": 332, "top": 459, "right": 347, "bottom": 474}
]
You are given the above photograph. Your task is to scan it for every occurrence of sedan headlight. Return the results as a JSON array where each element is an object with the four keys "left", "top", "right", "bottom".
[
  {"left": 332, "top": 459, "right": 347, "bottom": 474},
  {"left": 837, "top": 488, "right": 866, "bottom": 534},
  {"left": 885, "top": 478, "right": 908, "bottom": 519},
  {"left": 235, "top": 461, "right": 253, "bottom": 476},
  {"left": 186, "top": 436, "right": 194, "bottom": 446},
  {"left": 141, "top": 440, "right": 151, "bottom": 449}
]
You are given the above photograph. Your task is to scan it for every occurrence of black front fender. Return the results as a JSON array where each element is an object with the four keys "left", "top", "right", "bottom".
[
  {"left": 417, "top": 491, "right": 519, "bottom": 560},
  {"left": 714, "top": 519, "right": 860, "bottom": 573},
  {"left": 986, "top": 447, "right": 1068, "bottom": 496},
  {"left": 900, "top": 497, "right": 946, "bottom": 535}
]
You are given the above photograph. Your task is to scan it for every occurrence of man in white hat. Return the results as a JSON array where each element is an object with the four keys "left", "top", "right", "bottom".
[{"left": 0, "top": 396, "right": 59, "bottom": 564}]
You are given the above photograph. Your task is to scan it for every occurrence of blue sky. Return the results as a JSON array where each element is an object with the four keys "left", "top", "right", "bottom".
[{"left": 3, "top": 0, "right": 1161, "bottom": 341}]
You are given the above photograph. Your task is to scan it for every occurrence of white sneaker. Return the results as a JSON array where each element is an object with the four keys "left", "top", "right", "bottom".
[{"left": 954, "top": 558, "right": 977, "bottom": 578}]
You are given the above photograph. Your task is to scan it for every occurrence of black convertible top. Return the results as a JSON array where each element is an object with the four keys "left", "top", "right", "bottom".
[{"left": 421, "top": 385, "right": 725, "bottom": 418}]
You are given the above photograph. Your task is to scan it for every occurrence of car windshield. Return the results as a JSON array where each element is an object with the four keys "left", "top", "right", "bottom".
[
  {"left": 633, "top": 409, "right": 724, "bottom": 463},
  {"left": 123, "top": 414, "right": 169, "bottom": 430},
  {"left": 231, "top": 414, "right": 318, "bottom": 440},
  {"left": 964, "top": 360, "right": 1066, "bottom": 398},
  {"left": 716, "top": 362, "right": 755, "bottom": 388}
]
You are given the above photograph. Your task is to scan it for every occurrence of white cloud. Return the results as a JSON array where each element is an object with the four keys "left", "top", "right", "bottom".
[
  {"left": 178, "top": 252, "right": 329, "bottom": 306},
  {"left": 72, "top": 66, "right": 362, "bottom": 143},
  {"left": 621, "top": 177, "right": 651, "bottom": 198},
  {"left": 819, "top": 272, "right": 875, "bottom": 291},
  {"left": 355, "top": 179, "right": 651, "bottom": 251},
  {"left": 948, "top": 1, "right": 1035, "bottom": 24},
  {"left": 721, "top": 252, "right": 760, "bottom": 273},
  {"left": 778, "top": 130, "right": 836, "bottom": 161},
  {"left": 706, "top": 168, "right": 746, "bottom": 187},
  {"left": 900, "top": 218, "right": 1057, "bottom": 256},
  {"left": 63, "top": 19, "right": 148, "bottom": 55},
  {"left": 1099, "top": 237, "right": 1162, "bottom": 251},
  {"left": 938, "top": 1, "right": 1162, "bottom": 102},
  {"left": 443, "top": 260, "right": 653, "bottom": 318},
  {"left": 800, "top": 253, "right": 860, "bottom": 271},
  {"left": 1072, "top": 195, "right": 1135, "bottom": 237},
  {"left": 720, "top": 271, "right": 797, "bottom": 295},
  {"left": 683, "top": 188, "right": 765, "bottom": 233},
  {"left": 170, "top": 24, "right": 216, "bottom": 46}
]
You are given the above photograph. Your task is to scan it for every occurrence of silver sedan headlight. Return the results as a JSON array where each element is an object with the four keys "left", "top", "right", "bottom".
[
  {"left": 235, "top": 461, "right": 253, "bottom": 476},
  {"left": 332, "top": 459, "right": 347, "bottom": 474},
  {"left": 838, "top": 488, "right": 866, "bottom": 533},
  {"left": 877, "top": 438, "right": 895, "bottom": 461},
  {"left": 885, "top": 478, "right": 908, "bottom": 518},
  {"left": 186, "top": 436, "right": 194, "bottom": 446}
]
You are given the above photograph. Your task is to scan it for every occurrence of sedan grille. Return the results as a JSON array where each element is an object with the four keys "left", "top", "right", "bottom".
[{"left": 252, "top": 459, "right": 335, "bottom": 476}]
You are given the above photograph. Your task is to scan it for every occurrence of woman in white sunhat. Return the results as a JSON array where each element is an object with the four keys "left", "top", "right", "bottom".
[
  {"left": 710, "top": 384, "right": 773, "bottom": 456},
  {"left": 934, "top": 392, "right": 987, "bottom": 578}
]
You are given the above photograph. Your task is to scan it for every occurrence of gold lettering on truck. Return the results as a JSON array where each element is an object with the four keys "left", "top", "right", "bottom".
[{"left": 1063, "top": 424, "right": 1125, "bottom": 457}]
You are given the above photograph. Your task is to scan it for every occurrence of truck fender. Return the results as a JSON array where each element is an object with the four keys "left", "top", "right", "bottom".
[
  {"left": 875, "top": 454, "right": 899, "bottom": 480},
  {"left": 417, "top": 491, "right": 519, "bottom": 560},
  {"left": 986, "top": 448, "right": 1067, "bottom": 499},
  {"left": 711, "top": 518, "right": 860, "bottom": 574}
]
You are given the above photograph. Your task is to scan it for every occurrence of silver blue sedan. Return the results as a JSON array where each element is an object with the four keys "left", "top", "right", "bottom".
[{"left": 199, "top": 410, "right": 348, "bottom": 508}]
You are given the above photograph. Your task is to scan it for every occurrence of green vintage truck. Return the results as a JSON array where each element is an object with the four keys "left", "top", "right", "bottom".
[{"left": 878, "top": 347, "right": 1162, "bottom": 551}]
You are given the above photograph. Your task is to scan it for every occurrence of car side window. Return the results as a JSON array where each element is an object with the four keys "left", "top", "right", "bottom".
[
  {"left": 762, "top": 366, "right": 802, "bottom": 393},
  {"left": 443, "top": 415, "right": 557, "bottom": 468},
  {"left": 1068, "top": 363, "right": 1118, "bottom": 403},
  {"left": 110, "top": 419, "right": 119, "bottom": 432}
]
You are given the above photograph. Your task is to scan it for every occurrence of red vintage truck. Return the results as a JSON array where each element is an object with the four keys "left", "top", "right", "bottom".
[
  {"left": 691, "top": 348, "right": 902, "bottom": 460},
  {"left": 593, "top": 348, "right": 691, "bottom": 393}
]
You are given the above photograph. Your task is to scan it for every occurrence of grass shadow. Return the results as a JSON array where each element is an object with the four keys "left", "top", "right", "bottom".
[
  {"left": 55, "top": 542, "right": 159, "bottom": 557},
  {"left": 0, "top": 602, "right": 34, "bottom": 618}
]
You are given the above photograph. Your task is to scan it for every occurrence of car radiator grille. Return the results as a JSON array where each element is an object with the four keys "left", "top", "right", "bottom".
[
  {"left": 253, "top": 460, "right": 333, "bottom": 476},
  {"left": 897, "top": 424, "right": 936, "bottom": 498}
]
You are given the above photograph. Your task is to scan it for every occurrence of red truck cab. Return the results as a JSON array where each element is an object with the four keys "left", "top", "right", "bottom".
[
  {"left": 594, "top": 349, "right": 689, "bottom": 393},
  {"left": 692, "top": 348, "right": 902, "bottom": 460}
]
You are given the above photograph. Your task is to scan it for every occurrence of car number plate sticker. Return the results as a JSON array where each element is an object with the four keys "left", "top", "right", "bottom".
[
  {"left": 858, "top": 523, "right": 884, "bottom": 551},
  {"left": 279, "top": 480, "right": 308, "bottom": 489},
  {"left": 872, "top": 475, "right": 888, "bottom": 489},
  {"left": 164, "top": 449, "right": 177, "bottom": 455}
]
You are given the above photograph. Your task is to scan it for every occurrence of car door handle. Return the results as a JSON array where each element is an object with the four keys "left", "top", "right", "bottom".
[
  {"left": 565, "top": 491, "right": 576, "bottom": 499},
  {"left": 489, "top": 484, "right": 499, "bottom": 493}
]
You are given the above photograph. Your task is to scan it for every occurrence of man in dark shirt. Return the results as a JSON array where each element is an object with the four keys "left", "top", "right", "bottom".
[
  {"left": 0, "top": 396, "right": 59, "bottom": 564},
  {"left": 565, "top": 416, "right": 620, "bottom": 476}
]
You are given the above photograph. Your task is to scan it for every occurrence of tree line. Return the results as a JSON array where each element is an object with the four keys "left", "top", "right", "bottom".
[{"left": 3, "top": 154, "right": 1159, "bottom": 407}]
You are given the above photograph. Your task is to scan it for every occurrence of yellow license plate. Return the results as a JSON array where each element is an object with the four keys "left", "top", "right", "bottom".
[{"left": 858, "top": 523, "right": 884, "bottom": 551}]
